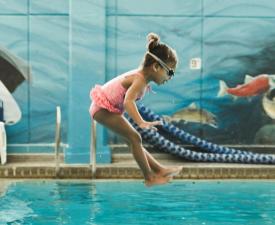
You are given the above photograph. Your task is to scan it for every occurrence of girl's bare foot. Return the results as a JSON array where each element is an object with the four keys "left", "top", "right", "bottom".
[
  {"left": 144, "top": 175, "right": 171, "bottom": 187},
  {"left": 157, "top": 166, "right": 183, "bottom": 178}
]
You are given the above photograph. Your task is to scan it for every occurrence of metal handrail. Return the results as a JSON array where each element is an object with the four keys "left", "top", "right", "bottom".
[
  {"left": 55, "top": 106, "right": 61, "bottom": 176},
  {"left": 90, "top": 119, "right": 97, "bottom": 178},
  {"left": 0, "top": 122, "right": 7, "bottom": 165}
]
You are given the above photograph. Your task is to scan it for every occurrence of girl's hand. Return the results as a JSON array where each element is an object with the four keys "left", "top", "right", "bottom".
[{"left": 138, "top": 120, "right": 163, "bottom": 130}]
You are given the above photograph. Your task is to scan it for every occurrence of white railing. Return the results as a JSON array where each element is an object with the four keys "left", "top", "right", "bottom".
[
  {"left": 55, "top": 106, "right": 61, "bottom": 175},
  {"left": 0, "top": 122, "right": 6, "bottom": 165},
  {"left": 90, "top": 119, "right": 97, "bottom": 178}
]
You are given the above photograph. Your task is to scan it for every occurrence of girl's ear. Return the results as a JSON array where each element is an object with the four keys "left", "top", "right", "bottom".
[{"left": 153, "top": 62, "right": 159, "bottom": 72}]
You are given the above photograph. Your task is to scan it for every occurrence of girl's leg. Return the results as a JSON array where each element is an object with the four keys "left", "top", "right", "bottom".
[
  {"left": 93, "top": 109, "right": 170, "bottom": 186},
  {"left": 143, "top": 148, "right": 183, "bottom": 177},
  {"left": 142, "top": 147, "right": 165, "bottom": 172}
]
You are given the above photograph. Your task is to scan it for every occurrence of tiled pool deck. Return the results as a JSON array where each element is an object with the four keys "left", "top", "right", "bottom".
[{"left": 0, "top": 150, "right": 275, "bottom": 179}]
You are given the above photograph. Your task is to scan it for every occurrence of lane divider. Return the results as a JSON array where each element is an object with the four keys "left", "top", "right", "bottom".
[{"left": 126, "top": 105, "right": 275, "bottom": 164}]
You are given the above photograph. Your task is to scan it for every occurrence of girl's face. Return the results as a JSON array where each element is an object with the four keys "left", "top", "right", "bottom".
[{"left": 151, "top": 62, "right": 176, "bottom": 85}]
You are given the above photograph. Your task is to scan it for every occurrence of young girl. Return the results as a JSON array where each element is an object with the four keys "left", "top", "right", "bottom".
[{"left": 90, "top": 33, "right": 182, "bottom": 187}]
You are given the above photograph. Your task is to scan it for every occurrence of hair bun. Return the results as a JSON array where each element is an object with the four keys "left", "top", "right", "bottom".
[{"left": 146, "top": 32, "right": 160, "bottom": 51}]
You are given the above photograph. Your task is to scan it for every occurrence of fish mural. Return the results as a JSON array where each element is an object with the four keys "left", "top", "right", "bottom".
[
  {"left": 254, "top": 87, "right": 275, "bottom": 144},
  {"left": 0, "top": 45, "right": 30, "bottom": 92},
  {"left": 218, "top": 74, "right": 275, "bottom": 98},
  {"left": 254, "top": 123, "right": 275, "bottom": 145},
  {"left": 0, "top": 45, "right": 31, "bottom": 125},
  {"left": 163, "top": 103, "right": 218, "bottom": 128},
  {"left": 0, "top": 81, "right": 21, "bottom": 125},
  {"left": 262, "top": 87, "right": 275, "bottom": 119},
  {"left": 217, "top": 73, "right": 275, "bottom": 120}
]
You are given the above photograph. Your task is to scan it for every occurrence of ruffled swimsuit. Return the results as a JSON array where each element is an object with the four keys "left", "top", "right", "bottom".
[{"left": 89, "top": 70, "right": 149, "bottom": 118}]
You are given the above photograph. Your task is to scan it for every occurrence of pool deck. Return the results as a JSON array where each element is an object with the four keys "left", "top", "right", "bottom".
[{"left": 0, "top": 150, "right": 275, "bottom": 179}]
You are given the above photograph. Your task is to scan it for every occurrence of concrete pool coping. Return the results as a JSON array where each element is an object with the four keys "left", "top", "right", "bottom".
[
  {"left": 0, "top": 149, "right": 274, "bottom": 179},
  {"left": 0, "top": 153, "right": 275, "bottom": 179}
]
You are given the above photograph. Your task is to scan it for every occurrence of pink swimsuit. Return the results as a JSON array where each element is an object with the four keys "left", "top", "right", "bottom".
[{"left": 89, "top": 70, "right": 149, "bottom": 118}]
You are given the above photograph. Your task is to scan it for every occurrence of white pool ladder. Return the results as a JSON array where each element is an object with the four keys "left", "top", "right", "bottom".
[
  {"left": 55, "top": 106, "right": 61, "bottom": 175},
  {"left": 0, "top": 122, "right": 7, "bottom": 165},
  {"left": 90, "top": 119, "right": 97, "bottom": 178}
]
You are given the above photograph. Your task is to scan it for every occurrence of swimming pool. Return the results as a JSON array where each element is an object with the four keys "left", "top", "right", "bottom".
[{"left": 0, "top": 180, "right": 275, "bottom": 225}]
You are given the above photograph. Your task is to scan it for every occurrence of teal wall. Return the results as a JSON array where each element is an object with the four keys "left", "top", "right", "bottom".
[{"left": 1, "top": 0, "right": 275, "bottom": 164}]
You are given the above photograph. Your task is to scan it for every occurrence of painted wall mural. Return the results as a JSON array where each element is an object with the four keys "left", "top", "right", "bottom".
[
  {"left": 0, "top": 45, "right": 29, "bottom": 125},
  {"left": 1, "top": 0, "right": 275, "bottom": 157},
  {"left": 106, "top": 1, "right": 275, "bottom": 146}
]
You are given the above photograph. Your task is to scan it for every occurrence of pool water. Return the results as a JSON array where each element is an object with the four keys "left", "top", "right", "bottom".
[{"left": 0, "top": 180, "right": 275, "bottom": 225}]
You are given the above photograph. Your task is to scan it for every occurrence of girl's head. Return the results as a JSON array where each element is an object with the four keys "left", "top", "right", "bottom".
[{"left": 141, "top": 33, "right": 178, "bottom": 85}]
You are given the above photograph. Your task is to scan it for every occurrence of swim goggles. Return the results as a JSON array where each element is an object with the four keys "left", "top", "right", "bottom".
[{"left": 146, "top": 51, "right": 175, "bottom": 77}]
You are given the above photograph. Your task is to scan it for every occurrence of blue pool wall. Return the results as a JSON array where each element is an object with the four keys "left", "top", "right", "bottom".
[{"left": 1, "top": 0, "right": 275, "bottom": 163}]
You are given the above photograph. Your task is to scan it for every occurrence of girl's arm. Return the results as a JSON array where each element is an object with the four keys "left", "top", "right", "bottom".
[{"left": 124, "top": 77, "right": 161, "bottom": 129}]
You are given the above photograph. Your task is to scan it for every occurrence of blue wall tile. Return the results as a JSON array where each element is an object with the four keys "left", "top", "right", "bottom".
[
  {"left": 0, "top": 0, "right": 28, "bottom": 14},
  {"left": 29, "top": 16, "right": 69, "bottom": 143},
  {"left": 113, "top": 0, "right": 202, "bottom": 16},
  {"left": 67, "top": 0, "right": 110, "bottom": 163},
  {"left": 204, "top": 0, "right": 275, "bottom": 17},
  {"left": 71, "top": 0, "right": 105, "bottom": 15},
  {"left": 30, "top": 0, "right": 69, "bottom": 14}
]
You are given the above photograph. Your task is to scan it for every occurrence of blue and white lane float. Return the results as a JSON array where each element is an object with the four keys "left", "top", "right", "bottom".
[
  {"left": 127, "top": 105, "right": 275, "bottom": 164},
  {"left": 138, "top": 105, "right": 253, "bottom": 155}
]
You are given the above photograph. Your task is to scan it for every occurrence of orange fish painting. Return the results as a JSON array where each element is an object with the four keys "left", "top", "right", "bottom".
[{"left": 218, "top": 74, "right": 274, "bottom": 97}]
